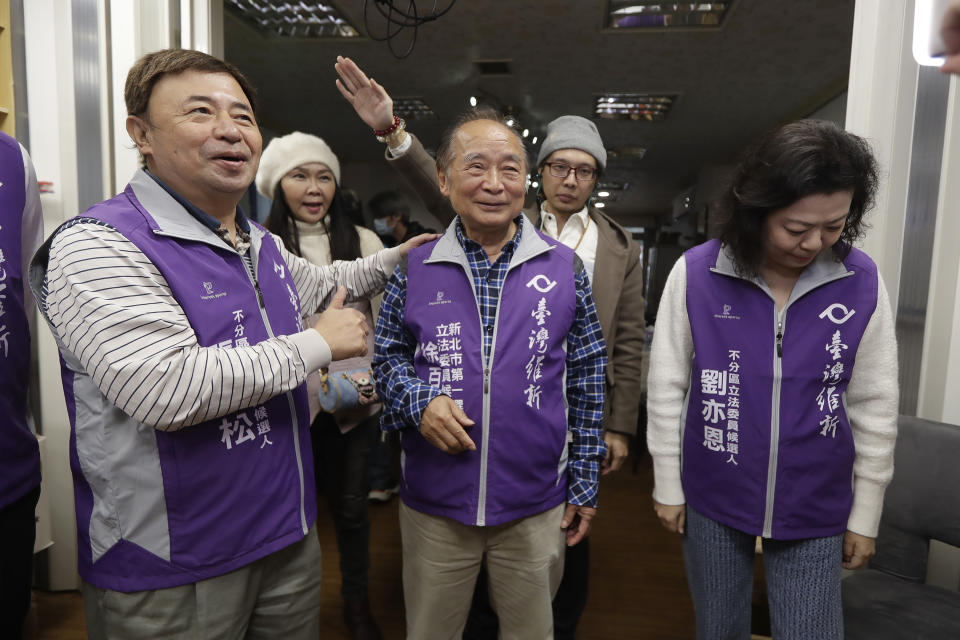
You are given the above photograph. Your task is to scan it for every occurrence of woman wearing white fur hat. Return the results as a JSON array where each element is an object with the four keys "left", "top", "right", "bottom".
[{"left": 257, "top": 131, "right": 386, "bottom": 640}]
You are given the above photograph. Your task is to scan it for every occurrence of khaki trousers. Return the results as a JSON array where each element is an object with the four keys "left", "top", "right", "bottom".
[
  {"left": 83, "top": 527, "right": 323, "bottom": 640},
  {"left": 399, "top": 501, "right": 566, "bottom": 640}
]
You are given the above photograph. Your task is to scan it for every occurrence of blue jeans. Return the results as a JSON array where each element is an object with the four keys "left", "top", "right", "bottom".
[{"left": 683, "top": 506, "right": 843, "bottom": 640}]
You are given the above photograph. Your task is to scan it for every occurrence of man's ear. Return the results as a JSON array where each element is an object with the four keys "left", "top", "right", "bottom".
[
  {"left": 437, "top": 167, "right": 450, "bottom": 197},
  {"left": 126, "top": 115, "right": 152, "bottom": 158}
]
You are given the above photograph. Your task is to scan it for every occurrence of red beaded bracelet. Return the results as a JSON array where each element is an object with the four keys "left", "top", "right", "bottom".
[{"left": 373, "top": 115, "right": 402, "bottom": 137}]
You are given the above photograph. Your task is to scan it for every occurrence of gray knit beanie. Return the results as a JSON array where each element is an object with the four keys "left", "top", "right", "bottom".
[
  {"left": 536, "top": 116, "right": 607, "bottom": 171},
  {"left": 256, "top": 131, "right": 341, "bottom": 200}
]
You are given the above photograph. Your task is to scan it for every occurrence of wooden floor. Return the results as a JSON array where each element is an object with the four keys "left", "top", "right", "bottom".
[{"left": 27, "top": 453, "right": 701, "bottom": 639}]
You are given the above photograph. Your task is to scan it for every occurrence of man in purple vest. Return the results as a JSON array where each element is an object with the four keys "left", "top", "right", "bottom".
[
  {"left": 29, "top": 50, "right": 428, "bottom": 639},
  {"left": 373, "top": 108, "right": 608, "bottom": 639},
  {"left": 0, "top": 131, "right": 44, "bottom": 640}
]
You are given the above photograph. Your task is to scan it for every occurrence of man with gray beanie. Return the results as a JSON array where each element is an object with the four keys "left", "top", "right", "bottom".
[{"left": 337, "top": 56, "right": 645, "bottom": 639}]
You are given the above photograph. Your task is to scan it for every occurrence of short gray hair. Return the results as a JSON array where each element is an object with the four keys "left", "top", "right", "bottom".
[{"left": 435, "top": 107, "right": 527, "bottom": 175}]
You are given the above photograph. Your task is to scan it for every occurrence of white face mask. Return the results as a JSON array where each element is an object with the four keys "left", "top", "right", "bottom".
[{"left": 373, "top": 217, "right": 393, "bottom": 235}]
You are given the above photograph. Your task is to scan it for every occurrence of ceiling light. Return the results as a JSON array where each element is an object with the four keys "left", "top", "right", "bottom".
[
  {"left": 392, "top": 98, "right": 436, "bottom": 121},
  {"left": 505, "top": 118, "right": 515, "bottom": 127},
  {"left": 606, "top": 1, "right": 733, "bottom": 29},
  {"left": 531, "top": 181, "right": 539, "bottom": 189},
  {"left": 531, "top": 136, "right": 538, "bottom": 144},
  {"left": 595, "top": 93, "right": 676, "bottom": 121},
  {"left": 597, "top": 191, "right": 610, "bottom": 198},
  {"left": 226, "top": 0, "right": 359, "bottom": 38},
  {"left": 594, "top": 202, "right": 606, "bottom": 208},
  {"left": 470, "top": 96, "right": 478, "bottom": 107},
  {"left": 522, "top": 128, "right": 530, "bottom": 138}
]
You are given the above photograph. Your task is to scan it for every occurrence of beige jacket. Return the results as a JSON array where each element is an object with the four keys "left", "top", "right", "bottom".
[{"left": 386, "top": 134, "right": 646, "bottom": 436}]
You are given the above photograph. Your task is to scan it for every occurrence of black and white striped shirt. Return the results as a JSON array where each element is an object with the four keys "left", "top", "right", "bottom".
[{"left": 41, "top": 220, "right": 398, "bottom": 431}]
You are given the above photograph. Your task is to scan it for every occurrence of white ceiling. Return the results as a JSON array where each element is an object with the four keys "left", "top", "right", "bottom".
[{"left": 225, "top": 0, "right": 855, "bottom": 226}]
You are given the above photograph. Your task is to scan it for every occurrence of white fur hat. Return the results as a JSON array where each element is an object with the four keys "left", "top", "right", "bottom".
[{"left": 256, "top": 131, "right": 341, "bottom": 200}]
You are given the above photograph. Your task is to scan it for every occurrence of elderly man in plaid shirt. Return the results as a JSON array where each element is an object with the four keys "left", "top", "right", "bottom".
[{"left": 373, "top": 107, "right": 607, "bottom": 640}]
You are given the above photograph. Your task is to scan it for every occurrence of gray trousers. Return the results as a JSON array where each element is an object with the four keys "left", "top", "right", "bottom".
[
  {"left": 83, "top": 527, "right": 322, "bottom": 640},
  {"left": 683, "top": 506, "right": 843, "bottom": 640}
]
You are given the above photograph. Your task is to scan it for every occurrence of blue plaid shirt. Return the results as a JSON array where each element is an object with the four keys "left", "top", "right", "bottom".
[{"left": 374, "top": 217, "right": 608, "bottom": 507}]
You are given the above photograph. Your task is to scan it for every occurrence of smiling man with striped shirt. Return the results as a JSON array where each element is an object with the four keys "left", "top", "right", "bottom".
[{"left": 29, "top": 49, "right": 429, "bottom": 640}]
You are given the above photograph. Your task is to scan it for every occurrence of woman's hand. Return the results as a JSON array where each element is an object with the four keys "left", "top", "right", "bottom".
[
  {"left": 335, "top": 55, "right": 395, "bottom": 131},
  {"left": 654, "top": 500, "right": 686, "bottom": 534},
  {"left": 397, "top": 233, "right": 440, "bottom": 257},
  {"left": 842, "top": 530, "right": 876, "bottom": 569}
]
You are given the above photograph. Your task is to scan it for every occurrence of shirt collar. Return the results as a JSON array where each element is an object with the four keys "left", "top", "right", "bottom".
[
  {"left": 144, "top": 168, "right": 251, "bottom": 235},
  {"left": 539, "top": 204, "right": 589, "bottom": 236},
  {"left": 455, "top": 215, "right": 524, "bottom": 261}
]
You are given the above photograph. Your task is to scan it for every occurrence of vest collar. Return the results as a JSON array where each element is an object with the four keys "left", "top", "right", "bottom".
[
  {"left": 128, "top": 169, "right": 266, "bottom": 251},
  {"left": 426, "top": 214, "right": 554, "bottom": 269},
  {"left": 711, "top": 242, "right": 854, "bottom": 306}
]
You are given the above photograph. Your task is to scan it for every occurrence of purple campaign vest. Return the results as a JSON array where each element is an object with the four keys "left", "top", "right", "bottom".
[
  {"left": 682, "top": 239, "right": 877, "bottom": 539},
  {"left": 402, "top": 230, "right": 576, "bottom": 526},
  {"left": 65, "top": 185, "right": 314, "bottom": 590},
  {"left": 0, "top": 132, "right": 40, "bottom": 510}
]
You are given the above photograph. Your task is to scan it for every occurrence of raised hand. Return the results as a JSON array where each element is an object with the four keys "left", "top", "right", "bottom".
[{"left": 335, "top": 55, "right": 396, "bottom": 131}]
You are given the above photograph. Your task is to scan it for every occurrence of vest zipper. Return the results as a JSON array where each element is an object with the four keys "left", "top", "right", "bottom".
[
  {"left": 763, "top": 309, "right": 785, "bottom": 538},
  {"left": 243, "top": 252, "right": 308, "bottom": 536}
]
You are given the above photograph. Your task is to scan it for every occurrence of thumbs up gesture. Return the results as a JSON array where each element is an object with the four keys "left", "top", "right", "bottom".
[{"left": 312, "top": 286, "right": 370, "bottom": 360}]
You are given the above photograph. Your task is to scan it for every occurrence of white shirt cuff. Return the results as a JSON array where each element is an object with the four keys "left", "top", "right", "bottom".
[
  {"left": 387, "top": 133, "right": 413, "bottom": 157},
  {"left": 290, "top": 328, "right": 332, "bottom": 372}
]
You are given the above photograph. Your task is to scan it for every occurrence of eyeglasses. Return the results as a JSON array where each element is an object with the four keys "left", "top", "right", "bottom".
[{"left": 543, "top": 162, "right": 598, "bottom": 182}]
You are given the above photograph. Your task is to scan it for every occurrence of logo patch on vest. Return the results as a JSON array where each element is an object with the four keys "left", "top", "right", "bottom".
[
  {"left": 818, "top": 303, "right": 855, "bottom": 325},
  {"left": 200, "top": 280, "right": 227, "bottom": 300},
  {"left": 525, "top": 274, "right": 558, "bottom": 293},
  {"left": 713, "top": 303, "right": 741, "bottom": 320},
  {"left": 428, "top": 290, "right": 452, "bottom": 306}
]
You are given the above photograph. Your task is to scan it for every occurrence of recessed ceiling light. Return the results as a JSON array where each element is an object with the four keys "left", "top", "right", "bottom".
[
  {"left": 469, "top": 96, "right": 478, "bottom": 107},
  {"left": 597, "top": 191, "right": 610, "bottom": 198},
  {"left": 226, "top": 0, "right": 359, "bottom": 38},
  {"left": 594, "top": 202, "right": 606, "bottom": 208},
  {"left": 595, "top": 93, "right": 675, "bottom": 121},
  {"left": 393, "top": 98, "right": 436, "bottom": 121},
  {"left": 607, "top": 1, "right": 733, "bottom": 29}
]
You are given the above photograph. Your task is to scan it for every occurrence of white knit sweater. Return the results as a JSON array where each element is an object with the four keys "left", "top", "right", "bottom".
[{"left": 646, "top": 256, "right": 899, "bottom": 537}]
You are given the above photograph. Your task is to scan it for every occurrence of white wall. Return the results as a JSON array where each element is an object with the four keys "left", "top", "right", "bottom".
[{"left": 24, "top": 0, "right": 81, "bottom": 591}]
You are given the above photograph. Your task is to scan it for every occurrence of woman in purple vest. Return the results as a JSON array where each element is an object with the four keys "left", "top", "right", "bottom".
[
  {"left": 256, "top": 132, "right": 386, "bottom": 640},
  {"left": 647, "top": 120, "right": 898, "bottom": 640}
]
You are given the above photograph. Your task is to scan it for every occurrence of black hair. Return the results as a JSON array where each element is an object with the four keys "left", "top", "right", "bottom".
[
  {"left": 717, "top": 119, "right": 879, "bottom": 277},
  {"left": 368, "top": 190, "right": 411, "bottom": 224},
  {"left": 265, "top": 183, "right": 362, "bottom": 262}
]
